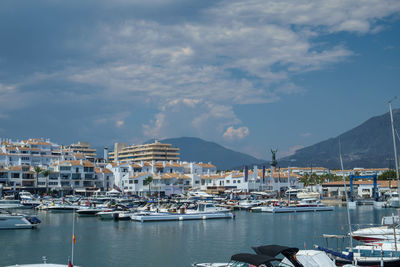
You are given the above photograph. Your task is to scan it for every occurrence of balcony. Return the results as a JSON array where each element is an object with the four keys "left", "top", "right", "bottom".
[{"left": 71, "top": 174, "right": 81, "bottom": 180}]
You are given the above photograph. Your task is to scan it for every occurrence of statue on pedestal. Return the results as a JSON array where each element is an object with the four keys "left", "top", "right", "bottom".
[{"left": 270, "top": 149, "right": 278, "bottom": 167}]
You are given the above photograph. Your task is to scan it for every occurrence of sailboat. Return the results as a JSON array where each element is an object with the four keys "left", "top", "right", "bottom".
[{"left": 317, "top": 102, "right": 400, "bottom": 266}]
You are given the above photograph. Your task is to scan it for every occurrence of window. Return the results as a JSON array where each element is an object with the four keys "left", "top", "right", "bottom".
[
  {"left": 129, "top": 180, "right": 133, "bottom": 184},
  {"left": 233, "top": 180, "right": 236, "bottom": 183},
  {"left": 226, "top": 180, "right": 230, "bottom": 184},
  {"left": 134, "top": 180, "right": 138, "bottom": 184},
  {"left": 11, "top": 173, "right": 20, "bottom": 178}
]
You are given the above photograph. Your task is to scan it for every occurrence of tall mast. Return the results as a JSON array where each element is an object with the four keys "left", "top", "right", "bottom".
[
  {"left": 339, "top": 140, "right": 353, "bottom": 252},
  {"left": 389, "top": 98, "right": 400, "bottom": 198},
  {"left": 71, "top": 211, "right": 75, "bottom": 265}
]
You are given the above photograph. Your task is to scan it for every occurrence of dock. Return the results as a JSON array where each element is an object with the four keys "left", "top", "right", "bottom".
[
  {"left": 131, "top": 212, "right": 234, "bottom": 222},
  {"left": 252, "top": 206, "right": 334, "bottom": 213}
]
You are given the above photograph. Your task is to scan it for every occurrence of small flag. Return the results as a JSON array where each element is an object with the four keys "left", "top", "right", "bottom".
[
  {"left": 73, "top": 234, "right": 76, "bottom": 244},
  {"left": 68, "top": 260, "right": 73, "bottom": 267}
]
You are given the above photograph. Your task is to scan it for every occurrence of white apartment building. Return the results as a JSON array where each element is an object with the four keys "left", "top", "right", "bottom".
[
  {"left": 107, "top": 161, "right": 215, "bottom": 196},
  {"left": 0, "top": 159, "right": 114, "bottom": 194},
  {"left": 0, "top": 138, "right": 98, "bottom": 168},
  {"left": 200, "top": 167, "right": 301, "bottom": 193}
]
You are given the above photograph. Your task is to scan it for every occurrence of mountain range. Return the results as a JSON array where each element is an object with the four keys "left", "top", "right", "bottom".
[
  {"left": 280, "top": 108, "right": 400, "bottom": 169},
  {"left": 161, "top": 109, "right": 400, "bottom": 170},
  {"left": 97, "top": 109, "right": 400, "bottom": 170},
  {"left": 159, "top": 137, "right": 266, "bottom": 170}
]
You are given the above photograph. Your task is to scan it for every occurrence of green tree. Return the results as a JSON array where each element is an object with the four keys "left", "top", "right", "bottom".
[
  {"left": 34, "top": 166, "right": 43, "bottom": 194},
  {"left": 378, "top": 170, "right": 397, "bottom": 180},
  {"left": 144, "top": 176, "right": 153, "bottom": 196},
  {"left": 300, "top": 173, "right": 310, "bottom": 186}
]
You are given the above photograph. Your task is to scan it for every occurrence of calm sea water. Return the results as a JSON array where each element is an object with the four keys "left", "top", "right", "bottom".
[{"left": 1, "top": 206, "right": 398, "bottom": 267}]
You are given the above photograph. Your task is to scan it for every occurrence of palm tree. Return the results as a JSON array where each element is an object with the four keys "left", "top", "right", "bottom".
[
  {"left": 34, "top": 166, "right": 43, "bottom": 194},
  {"left": 144, "top": 176, "right": 153, "bottom": 197},
  {"left": 42, "top": 170, "right": 51, "bottom": 194}
]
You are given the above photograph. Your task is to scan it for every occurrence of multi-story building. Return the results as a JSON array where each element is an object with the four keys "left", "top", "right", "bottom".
[
  {"left": 66, "top": 141, "right": 97, "bottom": 162},
  {"left": 107, "top": 160, "right": 213, "bottom": 196},
  {"left": 0, "top": 138, "right": 61, "bottom": 167},
  {"left": 109, "top": 140, "right": 180, "bottom": 163}
]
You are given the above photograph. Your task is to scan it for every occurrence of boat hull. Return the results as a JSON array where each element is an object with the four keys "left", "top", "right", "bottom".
[
  {"left": 0, "top": 215, "right": 37, "bottom": 229},
  {"left": 335, "top": 257, "right": 400, "bottom": 267}
]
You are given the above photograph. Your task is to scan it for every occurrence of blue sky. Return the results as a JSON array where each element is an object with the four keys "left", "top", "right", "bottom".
[{"left": 0, "top": 0, "right": 399, "bottom": 160}]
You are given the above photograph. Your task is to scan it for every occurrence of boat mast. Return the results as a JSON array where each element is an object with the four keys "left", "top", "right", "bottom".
[
  {"left": 339, "top": 141, "right": 353, "bottom": 253},
  {"left": 389, "top": 98, "right": 400, "bottom": 197},
  {"left": 71, "top": 211, "right": 75, "bottom": 265}
]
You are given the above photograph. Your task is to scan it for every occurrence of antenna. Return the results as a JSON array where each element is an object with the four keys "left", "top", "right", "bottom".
[{"left": 339, "top": 139, "right": 353, "bottom": 252}]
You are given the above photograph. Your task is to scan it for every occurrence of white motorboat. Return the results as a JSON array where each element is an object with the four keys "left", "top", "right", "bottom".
[
  {"left": 387, "top": 192, "right": 400, "bottom": 208},
  {"left": 0, "top": 209, "right": 41, "bottom": 229},
  {"left": 237, "top": 199, "right": 263, "bottom": 209},
  {"left": 76, "top": 207, "right": 112, "bottom": 216},
  {"left": 296, "top": 190, "right": 320, "bottom": 199},
  {"left": 188, "top": 191, "right": 214, "bottom": 200},
  {"left": 20, "top": 199, "right": 42, "bottom": 209},
  {"left": 5, "top": 264, "right": 77, "bottom": 267},
  {"left": 350, "top": 214, "right": 400, "bottom": 243},
  {"left": 0, "top": 199, "right": 24, "bottom": 209},
  {"left": 5, "top": 256, "right": 80, "bottom": 267},
  {"left": 285, "top": 188, "right": 301, "bottom": 197},
  {"left": 96, "top": 208, "right": 130, "bottom": 220},
  {"left": 116, "top": 211, "right": 136, "bottom": 220},
  {"left": 352, "top": 225, "right": 400, "bottom": 243},
  {"left": 186, "top": 203, "right": 231, "bottom": 214},
  {"left": 194, "top": 245, "right": 336, "bottom": 267}
]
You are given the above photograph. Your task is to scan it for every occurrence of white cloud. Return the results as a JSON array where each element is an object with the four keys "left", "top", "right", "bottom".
[
  {"left": 301, "top": 132, "right": 312, "bottom": 138},
  {"left": 281, "top": 145, "right": 305, "bottom": 157},
  {"left": 3, "top": 0, "right": 400, "bottom": 144},
  {"left": 116, "top": 120, "right": 125, "bottom": 128},
  {"left": 223, "top": 126, "right": 250, "bottom": 140}
]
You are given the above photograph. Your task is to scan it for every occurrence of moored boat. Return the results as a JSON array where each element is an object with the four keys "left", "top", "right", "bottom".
[
  {"left": 76, "top": 207, "right": 112, "bottom": 216},
  {"left": 194, "top": 244, "right": 337, "bottom": 267},
  {"left": 0, "top": 209, "right": 41, "bottom": 229},
  {"left": 0, "top": 199, "right": 24, "bottom": 209}
]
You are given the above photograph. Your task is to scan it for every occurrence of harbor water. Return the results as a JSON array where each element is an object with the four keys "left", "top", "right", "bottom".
[{"left": 1, "top": 206, "right": 398, "bottom": 267}]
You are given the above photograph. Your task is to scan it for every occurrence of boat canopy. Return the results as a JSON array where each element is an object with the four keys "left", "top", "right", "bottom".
[
  {"left": 230, "top": 253, "right": 278, "bottom": 266},
  {"left": 252, "top": 245, "right": 299, "bottom": 257},
  {"left": 252, "top": 245, "right": 301, "bottom": 267}
]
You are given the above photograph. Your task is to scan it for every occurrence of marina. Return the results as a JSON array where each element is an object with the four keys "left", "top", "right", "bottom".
[{"left": 0, "top": 205, "right": 398, "bottom": 266}]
